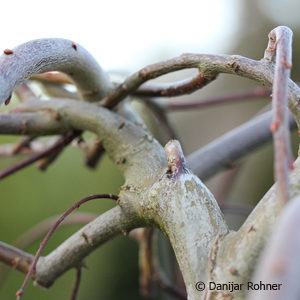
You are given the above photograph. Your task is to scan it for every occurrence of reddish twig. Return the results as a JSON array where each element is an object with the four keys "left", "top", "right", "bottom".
[
  {"left": 100, "top": 56, "right": 217, "bottom": 108},
  {"left": 0, "top": 130, "right": 80, "bottom": 180},
  {"left": 12, "top": 136, "right": 37, "bottom": 154},
  {"left": 265, "top": 26, "right": 293, "bottom": 204},
  {"left": 84, "top": 138, "right": 105, "bottom": 169},
  {"left": 69, "top": 268, "right": 82, "bottom": 300},
  {"left": 16, "top": 193, "right": 118, "bottom": 300},
  {"left": 134, "top": 73, "right": 217, "bottom": 97},
  {"left": 164, "top": 87, "right": 270, "bottom": 110},
  {"left": 38, "top": 131, "right": 81, "bottom": 171},
  {"left": 0, "top": 213, "right": 97, "bottom": 287}
]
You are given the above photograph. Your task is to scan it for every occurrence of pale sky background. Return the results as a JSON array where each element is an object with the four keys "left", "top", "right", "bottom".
[{"left": 0, "top": 0, "right": 240, "bottom": 72}]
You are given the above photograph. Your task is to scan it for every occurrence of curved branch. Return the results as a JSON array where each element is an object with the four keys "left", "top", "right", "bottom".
[
  {"left": 100, "top": 53, "right": 300, "bottom": 125},
  {"left": 8, "top": 99, "right": 167, "bottom": 186},
  {"left": 0, "top": 38, "right": 111, "bottom": 105}
]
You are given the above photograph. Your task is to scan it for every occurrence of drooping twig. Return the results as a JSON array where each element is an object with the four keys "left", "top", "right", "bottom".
[
  {"left": 69, "top": 268, "right": 82, "bottom": 300},
  {"left": 37, "top": 131, "right": 81, "bottom": 171},
  {"left": 83, "top": 138, "right": 105, "bottom": 169},
  {"left": 0, "top": 130, "right": 80, "bottom": 180},
  {"left": 265, "top": 26, "right": 293, "bottom": 204},
  {"left": 0, "top": 213, "right": 97, "bottom": 287},
  {"left": 133, "top": 73, "right": 217, "bottom": 97},
  {"left": 100, "top": 58, "right": 217, "bottom": 108},
  {"left": 16, "top": 194, "right": 118, "bottom": 300},
  {"left": 164, "top": 87, "right": 270, "bottom": 111}
]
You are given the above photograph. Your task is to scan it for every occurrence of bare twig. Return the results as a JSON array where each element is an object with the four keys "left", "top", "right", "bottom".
[
  {"left": 69, "top": 268, "right": 82, "bottom": 300},
  {"left": 12, "top": 136, "right": 37, "bottom": 154},
  {"left": 38, "top": 131, "right": 81, "bottom": 171},
  {"left": 266, "top": 26, "right": 293, "bottom": 204},
  {"left": 0, "top": 130, "right": 81, "bottom": 180},
  {"left": 164, "top": 87, "right": 270, "bottom": 110},
  {"left": 16, "top": 194, "right": 118, "bottom": 300},
  {"left": 84, "top": 138, "right": 105, "bottom": 169},
  {"left": 134, "top": 73, "right": 217, "bottom": 97},
  {"left": 0, "top": 213, "right": 97, "bottom": 287}
]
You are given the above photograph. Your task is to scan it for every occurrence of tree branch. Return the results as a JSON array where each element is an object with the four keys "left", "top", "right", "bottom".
[
  {"left": 268, "top": 26, "right": 293, "bottom": 204},
  {"left": 99, "top": 53, "right": 300, "bottom": 126},
  {"left": 0, "top": 38, "right": 111, "bottom": 105},
  {"left": 187, "top": 110, "right": 296, "bottom": 180}
]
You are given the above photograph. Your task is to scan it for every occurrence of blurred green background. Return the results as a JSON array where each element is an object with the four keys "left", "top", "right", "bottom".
[{"left": 1, "top": 1, "right": 300, "bottom": 299}]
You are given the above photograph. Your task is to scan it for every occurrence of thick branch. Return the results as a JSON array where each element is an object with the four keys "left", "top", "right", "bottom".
[
  {"left": 7, "top": 98, "right": 167, "bottom": 186},
  {"left": 0, "top": 38, "right": 111, "bottom": 105}
]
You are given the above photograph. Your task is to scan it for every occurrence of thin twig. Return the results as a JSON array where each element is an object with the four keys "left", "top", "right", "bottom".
[
  {"left": 0, "top": 213, "right": 97, "bottom": 287},
  {"left": 69, "top": 268, "right": 82, "bottom": 300},
  {"left": 164, "top": 87, "right": 270, "bottom": 111},
  {"left": 0, "top": 130, "right": 81, "bottom": 180},
  {"left": 100, "top": 58, "right": 218, "bottom": 108},
  {"left": 12, "top": 136, "right": 37, "bottom": 154},
  {"left": 84, "top": 138, "right": 105, "bottom": 169},
  {"left": 134, "top": 73, "right": 217, "bottom": 97},
  {"left": 38, "top": 131, "right": 81, "bottom": 171},
  {"left": 266, "top": 26, "right": 293, "bottom": 204},
  {"left": 16, "top": 194, "right": 118, "bottom": 300}
]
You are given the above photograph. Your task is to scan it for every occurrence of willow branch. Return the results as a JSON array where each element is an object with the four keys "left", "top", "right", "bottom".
[
  {"left": 187, "top": 110, "right": 296, "bottom": 180},
  {"left": 267, "top": 26, "right": 293, "bottom": 204},
  {"left": 0, "top": 38, "right": 111, "bottom": 105},
  {"left": 12, "top": 136, "right": 37, "bottom": 154}
]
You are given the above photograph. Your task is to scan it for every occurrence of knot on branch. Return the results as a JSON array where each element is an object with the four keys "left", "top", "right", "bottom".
[{"left": 164, "top": 140, "right": 189, "bottom": 179}]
